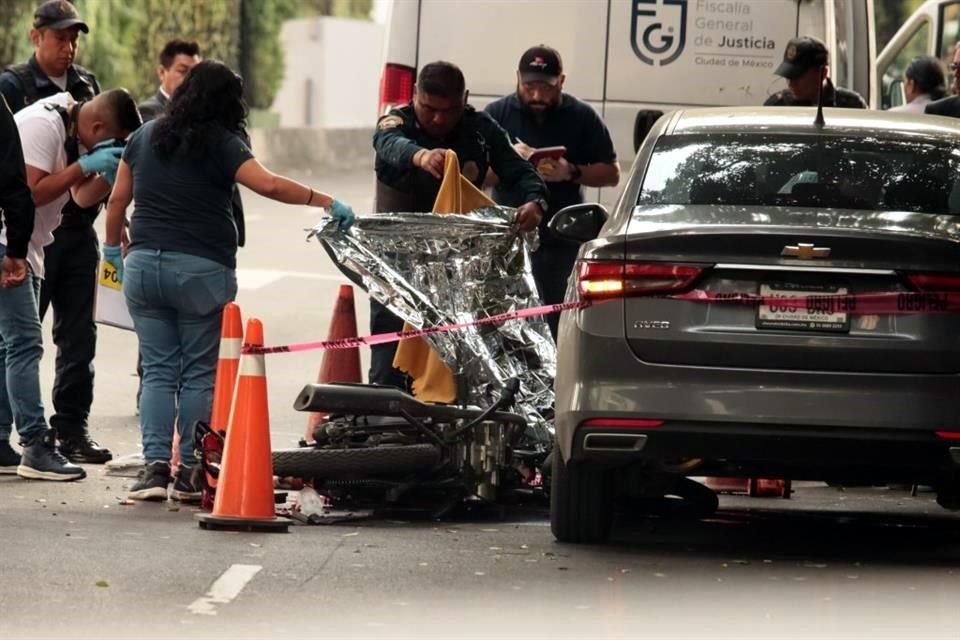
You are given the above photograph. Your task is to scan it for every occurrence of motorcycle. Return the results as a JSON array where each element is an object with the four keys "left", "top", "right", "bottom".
[{"left": 270, "top": 378, "right": 550, "bottom": 516}]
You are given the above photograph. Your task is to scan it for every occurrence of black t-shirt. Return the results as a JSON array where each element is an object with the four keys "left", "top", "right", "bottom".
[
  {"left": 123, "top": 120, "right": 253, "bottom": 269},
  {"left": 484, "top": 92, "right": 617, "bottom": 221}
]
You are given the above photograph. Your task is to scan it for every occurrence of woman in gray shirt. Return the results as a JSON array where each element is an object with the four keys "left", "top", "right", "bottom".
[{"left": 105, "top": 60, "right": 354, "bottom": 502}]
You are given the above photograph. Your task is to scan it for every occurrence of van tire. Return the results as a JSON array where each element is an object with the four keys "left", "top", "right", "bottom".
[{"left": 550, "top": 448, "right": 612, "bottom": 544}]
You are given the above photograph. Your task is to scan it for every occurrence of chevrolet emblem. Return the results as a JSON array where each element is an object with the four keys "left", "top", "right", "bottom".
[{"left": 781, "top": 243, "right": 830, "bottom": 259}]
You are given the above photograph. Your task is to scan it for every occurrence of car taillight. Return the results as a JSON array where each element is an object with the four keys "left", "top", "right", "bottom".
[
  {"left": 935, "top": 430, "right": 960, "bottom": 440},
  {"left": 904, "top": 273, "right": 960, "bottom": 292},
  {"left": 582, "top": 418, "right": 664, "bottom": 428},
  {"left": 378, "top": 63, "right": 415, "bottom": 116},
  {"left": 577, "top": 261, "right": 704, "bottom": 300}
]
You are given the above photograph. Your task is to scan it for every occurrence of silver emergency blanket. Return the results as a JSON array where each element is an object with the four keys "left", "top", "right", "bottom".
[{"left": 308, "top": 207, "right": 555, "bottom": 443}]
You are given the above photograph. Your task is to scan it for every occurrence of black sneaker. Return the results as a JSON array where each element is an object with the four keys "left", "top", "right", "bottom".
[
  {"left": 58, "top": 432, "right": 113, "bottom": 464},
  {"left": 170, "top": 465, "right": 202, "bottom": 503},
  {"left": 17, "top": 430, "right": 86, "bottom": 481},
  {"left": 128, "top": 461, "right": 171, "bottom": 501},
  {"left": 0, "top": 440, "right": 20, "bottom": 475}
]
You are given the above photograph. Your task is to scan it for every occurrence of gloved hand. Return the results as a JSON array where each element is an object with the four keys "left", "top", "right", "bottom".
[
  {"left": 102, "top": 244, "right": 123, "bottom": 284},
  {"left": 329, "top": 199, "right": 355, "bottom": 231},
  {"left": 78, "top": 146, "right": 123, "bottom": 177}
]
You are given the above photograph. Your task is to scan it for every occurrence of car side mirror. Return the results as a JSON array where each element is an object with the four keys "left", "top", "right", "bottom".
[{"left": 547, "top": 203, "right": 609, "bottom": 243}]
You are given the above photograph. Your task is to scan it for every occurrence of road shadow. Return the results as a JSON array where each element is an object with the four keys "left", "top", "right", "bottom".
[{"left": 603, "top": 497, "right": 960, "bottom": 567}]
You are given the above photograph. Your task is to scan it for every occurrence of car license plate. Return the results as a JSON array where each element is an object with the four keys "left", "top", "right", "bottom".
[{"left": 756, "top": 283, "right": 850, "bottom": 332}]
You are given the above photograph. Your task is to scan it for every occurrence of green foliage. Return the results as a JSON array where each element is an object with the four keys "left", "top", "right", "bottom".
[
  {"left": 297, "top": 0, "right": 374, "bottom": 19},
  {"left": 0, "top": 0, "right": 36, "bottom": 67},
  {"left": 0, "top": 0, "right": 303, "bottom": 109},
  {"left": 875, "top": 0, "right": 927, "bottom": 50}
]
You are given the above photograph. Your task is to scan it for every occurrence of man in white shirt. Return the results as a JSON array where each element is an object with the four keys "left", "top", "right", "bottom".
[{"left": 0, "top": 88, "right": 140, "bottom": 480}]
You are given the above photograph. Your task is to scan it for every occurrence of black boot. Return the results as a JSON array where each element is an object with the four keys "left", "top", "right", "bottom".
[
  {"left": 127, "top": 461, "right": 171, "bottom": 501},
  {"left": 58, "top": 432, "right": 113, "bottom": 464},
  {"left": 17, "top": 430, "right": 86, "bottom": 481},
  {"left": 170, "top": 465, "right": 202, "bottom": 503},
  {"left": 0, "top": 440, "right": 21, "bottom": 475}
]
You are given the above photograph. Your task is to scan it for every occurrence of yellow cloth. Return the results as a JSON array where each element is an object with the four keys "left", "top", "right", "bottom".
[{"left": 393, "top": 151, "right": 494, "bottom": 402}]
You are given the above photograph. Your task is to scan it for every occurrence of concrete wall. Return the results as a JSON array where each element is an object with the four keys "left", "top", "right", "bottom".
[
  {"left": 270, "top": 17, "right": 384, "bottom": 129},
  {"left": 249, "top": 127, "right": 375, "bottom": 174}
]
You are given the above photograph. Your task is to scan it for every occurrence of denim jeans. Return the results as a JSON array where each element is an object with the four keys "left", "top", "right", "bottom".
[
  {"left": 0, "top": 243, "right": 47, "bottom": 443},
  {"left": 124, "top": 250, "right": 237, "bottom": 465}
]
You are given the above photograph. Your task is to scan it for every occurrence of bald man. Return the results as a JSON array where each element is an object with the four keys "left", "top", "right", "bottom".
[{"left": 0, "top": 88, "right": 141, "bottom": 472}]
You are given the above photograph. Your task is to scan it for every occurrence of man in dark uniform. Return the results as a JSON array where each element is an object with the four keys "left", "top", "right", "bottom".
[
  {"left": 485, "top": 45, "right": 620, "bottom": 339},
  {"left": 371, "top": 60, "right": 549, "bottom": 388},
  {"left": 0, "top": 0, "right": 112, "bottom": 463},
  {"left": 764, "top": 36, "right": 867, "bottom": 108}
]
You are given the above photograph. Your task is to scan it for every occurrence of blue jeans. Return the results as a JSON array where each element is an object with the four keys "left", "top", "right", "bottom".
[
  {"left": 0, "top": 243, "right": 47, "bottom": 443},
  {"left": 124, "top": 250, "right": 237, "bottom": 465}
]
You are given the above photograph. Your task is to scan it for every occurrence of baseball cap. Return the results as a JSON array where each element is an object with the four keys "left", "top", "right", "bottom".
[
  {"left": 33, "top": 0, "right": 89, "bottom": 33},
  {"left": 775, "top": 36, "right": 828, "bottom": 79},
  {"left": 519, "top": 45, "right": 563, "bottom": 85}
]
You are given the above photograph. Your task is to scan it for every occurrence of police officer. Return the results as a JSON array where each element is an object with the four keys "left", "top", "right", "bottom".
[
  {"left": 485, "top": 45, "right": 620, "bottom": 340},
  {"left": 0, "top": 0, "right": 112, "bottom": 463},
  {"left": 371, "top": 60, "right": 549, "bottom": 388},
  {"left": 764, "top": 36, "right": 867, "bottom": 108}
]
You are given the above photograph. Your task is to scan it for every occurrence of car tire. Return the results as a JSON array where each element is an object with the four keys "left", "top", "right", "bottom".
[{"left": 550, "top": 448, "right": 612, "bottom": 544}]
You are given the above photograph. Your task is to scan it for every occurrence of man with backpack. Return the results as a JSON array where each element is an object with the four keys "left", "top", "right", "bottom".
[
  {"left": 0, "top": 0, "right": 114, "bottom": 465},
  {"left": 0, "top": 87, "right": 140, "bottom": 478}
]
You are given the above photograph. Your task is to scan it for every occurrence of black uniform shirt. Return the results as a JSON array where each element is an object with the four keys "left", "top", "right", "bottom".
[
  {"left": 763, "top": 79, "right": 867, "bottom": 109},
  {"left": 484, "top": 92, "right": 617, "bottom": 221},
  {"left": 373, "top": 103, "right": 547, "bottom": 213}
]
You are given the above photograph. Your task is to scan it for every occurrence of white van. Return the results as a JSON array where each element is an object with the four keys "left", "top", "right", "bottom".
[
  {"left": 378, "top": 0, "right": 876, "bottom": 204},
  {"left": 876, "top": 0, "right": 960, "bottom": 109}
]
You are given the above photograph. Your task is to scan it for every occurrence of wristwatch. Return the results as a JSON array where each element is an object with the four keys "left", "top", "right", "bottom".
[
  {"left": 532, "top": 197, "right": 549, "bottom": 215},
  {"left": 569, "top": 163, "right": 582, "bottom": 183}
]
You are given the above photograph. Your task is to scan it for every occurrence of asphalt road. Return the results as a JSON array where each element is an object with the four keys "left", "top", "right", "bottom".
[{"left": 2, "top": 170, "right": 960, "bottom": 639}]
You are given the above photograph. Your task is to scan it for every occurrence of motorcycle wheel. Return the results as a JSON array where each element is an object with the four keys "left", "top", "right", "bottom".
[{"left": 272, "top": 444, "right": 441, "bottom": 480}]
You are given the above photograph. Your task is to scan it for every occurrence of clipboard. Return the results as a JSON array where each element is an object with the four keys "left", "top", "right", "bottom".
[{"left": 94, "top": 259, "right": 134, "bottom": 331}]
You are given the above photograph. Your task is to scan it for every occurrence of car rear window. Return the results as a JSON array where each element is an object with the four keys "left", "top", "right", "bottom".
[{"left": 637, "top": 133, "right": 960, "bottom": 214}]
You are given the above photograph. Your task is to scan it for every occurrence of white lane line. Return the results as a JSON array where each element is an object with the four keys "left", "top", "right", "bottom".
[
  {"left": 237, "top": 267, "right": 350, "bottom": 290},
  {"left": 187, "top": 564, "right": 262, "bottom": 616}
]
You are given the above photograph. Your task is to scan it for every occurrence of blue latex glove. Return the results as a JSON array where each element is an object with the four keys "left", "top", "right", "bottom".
[
  {"left": 101, "top": 163, "right": 119, "bottom": 186},
  {"left": 78, "top": 146, "right": 123, "bottom": 176},
  {"left": 330, "top": 199, "right": 355, "bottom": 231},
  {"left": 102, "top": 244, "right": 123, "bottom": 283}
]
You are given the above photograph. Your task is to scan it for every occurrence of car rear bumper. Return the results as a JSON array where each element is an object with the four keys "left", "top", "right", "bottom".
[
  {"left": 554, "top": 304, "right": 960, "bottom": 480},
  {"left": 570, "top": 420, "right": 960, "bottom": 483}
]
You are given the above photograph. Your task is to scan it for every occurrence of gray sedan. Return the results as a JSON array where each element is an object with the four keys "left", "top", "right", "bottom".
[{"left": 549, "top": 106, "right": 960, "bottom": 543}]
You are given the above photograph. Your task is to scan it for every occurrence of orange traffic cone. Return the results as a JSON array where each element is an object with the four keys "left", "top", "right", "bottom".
[
  {"left": 303, "top": 285, "right": 362, "bottom": 442},
  {"left": 197, "top": 318, "right": 289, "bottom": 532},
  {"left": 211, "top": 302, "right": 244, "bottom": 434}
]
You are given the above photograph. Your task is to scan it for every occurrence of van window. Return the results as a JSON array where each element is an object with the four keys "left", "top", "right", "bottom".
[{"left": 637, "top": 134, "right": 960, "bottom": 214}]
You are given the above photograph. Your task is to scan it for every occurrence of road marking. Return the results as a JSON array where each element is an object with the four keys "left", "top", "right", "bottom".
[
  {"left": 237, "top": 267, "right": 350, "bottom": 290},
  {"left": 187, "top": 564, "right": 262, "bottom": 616}
]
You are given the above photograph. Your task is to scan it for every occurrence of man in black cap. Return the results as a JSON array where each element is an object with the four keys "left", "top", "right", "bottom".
[
  {"left": 0, "top": 0, "right": 113, "bottom": 464},
  {"left": 484, "top": 45, "right": 620, "bottom": 340},
  {"left": 764, "top": 36, "right": 866, "bottom": 108}
]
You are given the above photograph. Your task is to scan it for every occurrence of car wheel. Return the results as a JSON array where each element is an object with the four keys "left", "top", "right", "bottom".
[{"left": 550, "top": 448, "right": 613, "bottom": 544}]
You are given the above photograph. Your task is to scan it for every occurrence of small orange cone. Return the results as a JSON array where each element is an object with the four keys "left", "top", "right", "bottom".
[
  {"left": 211, "top": 303, "right": 244, "bottom": 434},
  {"left": 197, "top": 318, "right": 288, "bottom": 532},
  {"left": 303, "top": 285, "right": 362, "bottom": 442}
]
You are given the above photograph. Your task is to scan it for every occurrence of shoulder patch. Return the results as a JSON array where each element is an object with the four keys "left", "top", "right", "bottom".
[{"left": 378, "top": 115, "right": 403, "bottom": 130}]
